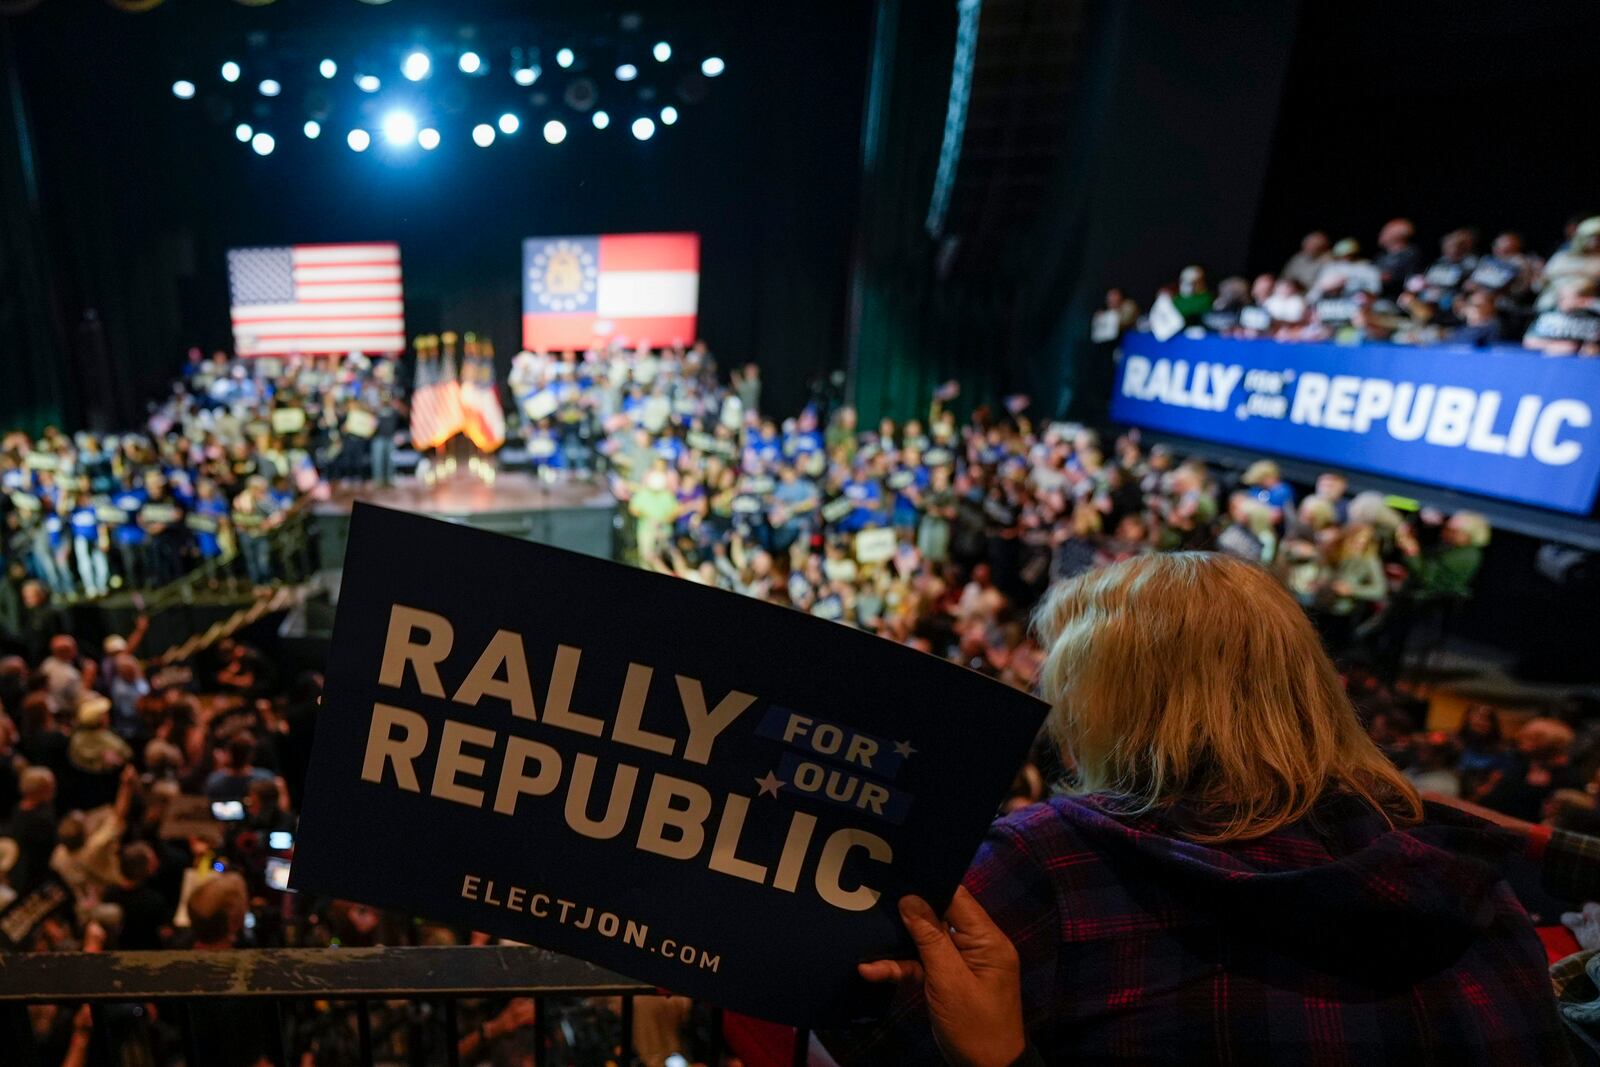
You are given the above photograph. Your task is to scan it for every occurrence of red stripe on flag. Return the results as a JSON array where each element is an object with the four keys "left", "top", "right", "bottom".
[
  {"left": 522, "top": 313, "right": 697, "bottom": 350},
  {"left": 597, "top": 233, "right": 699, "bottom": 273}
]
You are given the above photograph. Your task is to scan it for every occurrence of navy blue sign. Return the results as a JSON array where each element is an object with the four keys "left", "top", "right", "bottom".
[
  {"left": 292, "top": 505, "right": 1046, "bottom": 1025},
  {"left": 1111, "top": 333, "right": 1600, "bottom": 514}
]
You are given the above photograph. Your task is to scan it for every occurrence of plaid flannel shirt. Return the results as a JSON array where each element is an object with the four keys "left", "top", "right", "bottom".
[{"left": 829, "top": 795, "right": 1575, "bottom": 1066}]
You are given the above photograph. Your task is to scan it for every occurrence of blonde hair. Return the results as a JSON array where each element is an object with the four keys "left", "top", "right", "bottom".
[{"left": 1033, "top": 552, "right": 1421, "bottom": 842}]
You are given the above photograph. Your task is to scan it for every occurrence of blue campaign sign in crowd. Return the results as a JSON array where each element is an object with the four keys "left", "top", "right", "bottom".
[{"left": 1111, "top": 332, "right": 1600, "bottom": 514}]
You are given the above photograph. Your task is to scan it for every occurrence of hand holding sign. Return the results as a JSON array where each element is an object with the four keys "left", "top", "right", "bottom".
[{"left": 858, "top": 887, "right": 1027, "bottom": 1067}]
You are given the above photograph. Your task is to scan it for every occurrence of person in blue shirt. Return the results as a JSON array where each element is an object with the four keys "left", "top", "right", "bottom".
[
  {"left": 189, "top": 478, "right": 230, "bottom": 562},
  {"left": 1241, "top": 459, "right": 1295, "bottom": 525},
  {"left": 109, "top": 478, "right": 148, "bottom": 589},
  {"left": 837, "top": 464, "right": 884, "bottom": 534},
  {"left": 39, "top": 495, "right": 75, "bottom": 598},
  {"left": 769, "top": 464, "right": 819, "bottom": 552},
  {"left": 67, "top": 491, "right": 110, "bottom": 598}
]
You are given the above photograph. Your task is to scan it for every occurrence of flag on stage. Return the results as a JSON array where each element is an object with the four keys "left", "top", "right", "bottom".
[
  {"left": 408, "top": 334, "right": 466, "bottom": 450},
  {"left": 228, "top": 243, "right": 405, "bottom": 357},
  {"left": 460, "top": 337, "right": 507, "bottom": 453},
  {"left": 522, "top": 232, "right": 699, "bottom": 351}
]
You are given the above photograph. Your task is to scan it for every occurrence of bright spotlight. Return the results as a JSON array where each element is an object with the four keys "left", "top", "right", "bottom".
[
  {"left": 303, "top": 120, "right": 322, "bottom": 139},
  {"left": 356, "top": 74, "right": 381, "bottom": 93},
  {"left": 592, "top": 110, "right": 610, "bottom": 130},
  {"left": 418, "top": 127, "right": 441, "bottom": 150},
  {"left": 402, "top": 50, "right": 431, "bottom": 81},
  {"left": 512, "top": 64, "right": 539, "bottom": 87},
  {"left": 221, "top": 61, "right": 241, "bottom": 83},
  {"left": 382, "top": 110, "right": 418, "bottom": 146},
  {"left": 458, "top": 51, "right": 482, "bottom": 75},
  {"left": 319, "top": 58, "right": 338, "bottom": 79},
  {"left": 701, "top": 56, "right": 725, "bottom": 77},
  {"left": 660, "top": 105, "right": 679, "bottom": 125},
  {"left": 615, "top": 63, "right": 638, "bottom": 82},
  {"left": 472, "top": 123, "right": 496, "bottom": 147},
  {"left": 258, "top": 79, "right": 281, "bottom": 97},
  {"left": 347, "top": 129, "right": 371, "bottom": 152},
  {"left": 497, "top": 112, "right": 520, "bottom": 135},
  {"left": 543, "top": 119, "right": 567, "bottom": 144},
  {"left": 556, "top": 47, "right": 575, "bottom": 69},
  {"left": 234, "top": 122, "right": 253, "bottom": 142},
  {"left": 172, "top": 79, "right": 196, "bottom": 100},
  {"left": 631, "top": 116, "right": 655, "bottom": 141},
  {"left": 653, "top": 41, "right": 672, "bottom": 62},
  {"left": 251, "top": 132, "right": 276, "bottom": 156}
]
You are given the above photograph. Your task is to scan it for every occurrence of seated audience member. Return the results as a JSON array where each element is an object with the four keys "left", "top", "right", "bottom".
[
  {"left": 847, "top": 553, "right": 1572, "bottom": 1065},
  {"left": 1171, "top": 265, "right": 1214, "bottom": 325},
  {"left": 1308, "top": 238, "right": 1379, "bottom": 301},
  {"left": 1539, "top": 216, "right": 1600, "bottom": 309},
  {"left": 1281, "top": 230, "right": 1330, "bottom": 291},
  {"left": 1449, "top": 290, "right": 1505, "bottom": 347},
  {"left": 1476, "top": 717, "right": 1582, "bottom": 822},
  {"left": 1414, "top": 227, "right": 1479, "bottom": 311},
  {"left": 1523, "top": 281, "right": 1600, "bottom": 356},
  {"left": 1405, "top": 733, "right": 1462, "bottom": 798},
  {"left": 1261, "top": 276, "right": 1308, "bottom": 327},
  {"left": 1374, "top": 217, "right": 1422, "bottom": 297},
  {"left": 1466, "top": 231, "right": 1541, "bottom": 304}
]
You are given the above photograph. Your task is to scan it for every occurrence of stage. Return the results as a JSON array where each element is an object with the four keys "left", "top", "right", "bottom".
[{"left": 309, "top": 473, "right": 619, "bottom": 570}]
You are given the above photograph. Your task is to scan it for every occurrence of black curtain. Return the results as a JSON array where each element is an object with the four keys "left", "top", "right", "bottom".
[{"left": 0, "top": 20, "right": 69, "bottom": 435}]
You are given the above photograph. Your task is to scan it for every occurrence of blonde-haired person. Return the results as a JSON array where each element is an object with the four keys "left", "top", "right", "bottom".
[{"left": 848, "top": 553, "right": 1568, "bottom": 1066}]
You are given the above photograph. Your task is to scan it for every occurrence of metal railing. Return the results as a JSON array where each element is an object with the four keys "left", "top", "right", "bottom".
[{"left": 0, "top": 945, "right": 811, "bottom": 1066}]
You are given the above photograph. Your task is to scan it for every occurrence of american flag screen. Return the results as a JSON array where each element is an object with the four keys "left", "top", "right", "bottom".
[{"left": 227, "top": 242, "right": 405, "bottom": 357}]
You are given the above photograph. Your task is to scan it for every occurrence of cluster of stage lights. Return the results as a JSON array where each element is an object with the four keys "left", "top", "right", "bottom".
[{"left": 172, "top": 43, "right": 723, "bottom": 157}]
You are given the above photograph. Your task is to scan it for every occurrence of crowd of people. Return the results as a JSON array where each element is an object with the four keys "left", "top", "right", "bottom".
[
  {"left": 1104, "top": 213, "right": 1600, "bottom": 354},
  {"left": 8, "top": 336, "right": 1599, "bottom": 1066},
  {"left": 0, "top": 350, "right": 406, "bottom": 635}
]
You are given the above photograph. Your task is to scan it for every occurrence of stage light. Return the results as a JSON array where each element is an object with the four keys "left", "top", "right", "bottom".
[
  {"left": 347, "top": 129, "right": 371, "bottom": 152},
  {"left": 543, "top": 119, "right": 567, "bottom": 144},
  {"left": 356, "top": 74, "right": 381, "bottom": 93},
  {"left": 631, "top": 116, "right": 655, "bottom": 140},
  {"left": 221, "top": 61, "right": 241, "bottom": 83},
  {"left": 304, "top": 120, "right": 322, "bottom": 139},
  {"left": 172, "top": 80, "right": 196, "bottom": 100},
  {"left": 616, "top": 63, "right": 638, "bottom": 82},
  {"left": 382, "top": 109, "right": 418, "bottom": 146},
  {"left": 419, "top": 127, "right": 441, "bottom": 150},
  {"left": 498, "top": 112, "right": 520, "bottom": 135},
  {"left": 701, "top": 56, "right": 725, "bottom": 77},
  {"left": 472, "top": 123, "right": 495, "bottom": 147},
  {"left": 402, "top": 50, "right": 432, "bottom": 82},
  {"left": 660, "top": 105, "right": 678, "bottom": 125},
  {"left": 234, "top": 122, "right": 253, "bottom": 142},
  {"left": 592, "top": 109, "right": 610, "bottom": 129},
  {"left": 513, "top": 64, "right": 539, "bottom": 87},
  {"left": 258, "top": 79, "right": 281, "bottom": 97},
  {"left": 458, "top": 51, "right": 482, "bottom": 75},
  {"left": 653, "top": 41, "right": 672, "bottom": 62},
  {"left": 251, "top": 132, "right": 276, "bottom": 156},
  {"left": 556, "top": 47, "right": 574, "bottom": 69},
  {"left": 319, "top": 58, "right": 338, "bottom": 79}
]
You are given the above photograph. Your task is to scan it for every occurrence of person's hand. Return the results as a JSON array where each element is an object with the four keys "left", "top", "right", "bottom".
[{"left": 858, "top": 887, "right": 1026, "bottom": 1067}]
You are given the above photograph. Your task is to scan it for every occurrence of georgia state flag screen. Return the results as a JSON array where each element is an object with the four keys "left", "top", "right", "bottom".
[{"left": 522, "top": 232, "right": 699, "bottom": 351}]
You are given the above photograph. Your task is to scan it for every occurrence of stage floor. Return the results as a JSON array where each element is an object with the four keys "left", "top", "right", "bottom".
[
  {"left": 310, "top": 473, "right": 618, "bottom": 563},
  {"left": 314, "top": 473, "right": 616, "bottom": 517}
]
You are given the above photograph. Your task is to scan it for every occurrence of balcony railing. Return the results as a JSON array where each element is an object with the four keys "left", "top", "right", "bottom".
[{"left": 0, "top": 944, "right": 810, "bottom": 1066}]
